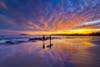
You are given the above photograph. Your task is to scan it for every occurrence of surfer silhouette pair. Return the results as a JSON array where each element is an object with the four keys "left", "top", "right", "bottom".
[{"left": 42, "top": 35, "right": 53, "bottom": 49}]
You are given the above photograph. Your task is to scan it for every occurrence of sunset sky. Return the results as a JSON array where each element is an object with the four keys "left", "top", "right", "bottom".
[{"left": 0, "top": 0, "right": 100, "bottom": 35}]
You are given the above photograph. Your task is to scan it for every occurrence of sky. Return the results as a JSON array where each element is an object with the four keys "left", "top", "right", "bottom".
[{"left": 0, "top": 0, "right": 100, "bottom": 35}]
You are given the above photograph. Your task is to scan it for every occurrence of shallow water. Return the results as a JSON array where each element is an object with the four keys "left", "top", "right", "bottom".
[{"left": 0, "top": 36, "right": 100, "bottom": 67}]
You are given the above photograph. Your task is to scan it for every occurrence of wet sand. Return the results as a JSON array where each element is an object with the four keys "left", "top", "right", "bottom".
[{"left": 0, "top": 36, "right": 100, "bottom": 67}]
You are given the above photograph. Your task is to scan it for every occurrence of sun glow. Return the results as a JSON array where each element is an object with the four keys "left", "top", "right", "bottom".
[
  {"left": 67, "top": 29, "right": 93, "bottom": 34},
  {"left": 16, "top": 28, "right": 100, "bottom": 35},
  {"left": 60, "top": 29, "right": 100, "bottom": 34}
]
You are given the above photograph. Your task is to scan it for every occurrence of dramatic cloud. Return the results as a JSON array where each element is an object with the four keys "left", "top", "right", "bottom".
[{"left": 0, "top": 0, "right": 100, "bottom": 34}]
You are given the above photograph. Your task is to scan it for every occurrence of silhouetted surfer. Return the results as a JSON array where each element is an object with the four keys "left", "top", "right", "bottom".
[{"left": 43, "top": 35, "right": 45, "bottom": 49}]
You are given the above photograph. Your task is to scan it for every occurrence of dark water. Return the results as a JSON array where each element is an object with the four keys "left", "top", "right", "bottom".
[{"left": 0, "top": 36, "right": 100, "bottom": 67}]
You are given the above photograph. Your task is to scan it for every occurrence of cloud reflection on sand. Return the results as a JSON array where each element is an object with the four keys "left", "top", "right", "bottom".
[{"left": 0, "top": 36, "right": 100, "bottom": 67}]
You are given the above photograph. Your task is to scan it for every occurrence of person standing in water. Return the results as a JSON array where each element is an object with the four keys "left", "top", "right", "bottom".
[
  {"left": 47, "top": 35, "right": 53, "bottom": 48},
  {"left": 43, "top": 35, "right": 45, "bottom": 49},
  {"left": 50, "top": 35, "right": 52, "bottom": 48}
]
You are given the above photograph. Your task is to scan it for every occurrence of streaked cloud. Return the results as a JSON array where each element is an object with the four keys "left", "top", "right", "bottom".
[{"left": 0, "top": 0, "right": 99, "bottom": 35}]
